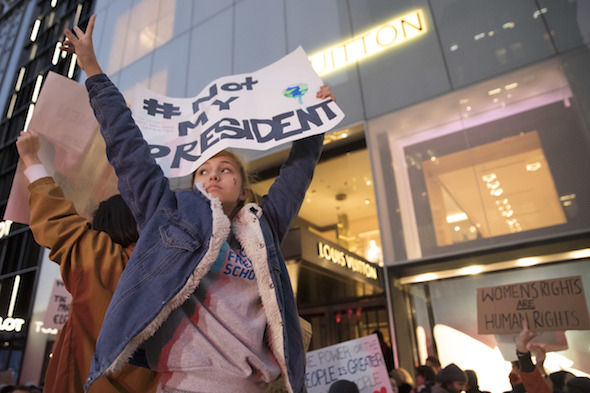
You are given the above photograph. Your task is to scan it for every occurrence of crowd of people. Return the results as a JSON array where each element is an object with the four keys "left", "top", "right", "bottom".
[{"left": 326, "top": 325, "right": 590, "bottom": 393}]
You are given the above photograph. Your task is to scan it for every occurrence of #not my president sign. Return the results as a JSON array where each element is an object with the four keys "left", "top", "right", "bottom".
[
  {"left": 131, "top": 46, "right": 345, "bottom": 178},
  {"left": 477, "top": 275, "right": 590, "bottom": 334},
  {"left": 305, "top": 334, "right": 393, "bottom": 393}
]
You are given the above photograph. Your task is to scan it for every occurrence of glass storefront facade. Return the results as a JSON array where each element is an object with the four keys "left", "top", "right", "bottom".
[{"left": 0, "top": 0, "right": 589, "bottom": 388}]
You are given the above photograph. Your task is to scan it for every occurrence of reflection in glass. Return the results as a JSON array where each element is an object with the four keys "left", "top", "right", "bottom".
[{"left": 422, "top": 130, "right": 566, "bottom": 246}]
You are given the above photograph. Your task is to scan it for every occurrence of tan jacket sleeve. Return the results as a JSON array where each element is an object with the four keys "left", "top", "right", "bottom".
[
  {"left": 27, "top": 177, "right": 128, "bottom": 295},
  {"left": 520, "top": 369, "right": 551, "bottom": 393}
]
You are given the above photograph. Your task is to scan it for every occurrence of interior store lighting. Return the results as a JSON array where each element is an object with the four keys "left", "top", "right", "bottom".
[
  {"left": 505, "top": 82, "right": 518, "bottom": 90},
  {"left": 446, "top": 212, "right": 468, "bottom": 223},
  {"left": 414, "top": 273, "right": 439, "bottom": 282},
  {"left": 459, "top": 265, "right": 483, "bottom": 275},
  {"left": 516, "top": 257, "right": 540, "bottom": 267},
  {"left": 526, "top": 162, "right": 541, "bottom": 171},
  {"left": 533, "top": 8, "right": 548, "bottom": 19}
]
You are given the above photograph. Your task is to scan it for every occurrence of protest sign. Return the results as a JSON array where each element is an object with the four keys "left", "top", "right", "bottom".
[
  {"left": 43, "top": 279, "right": 72, "bottom": 330},
  {"left": 477, "top": 275, "right": 590, "bottom": 334},
  {"left": 131, "top": 46, "right": 345, "bottom": 178},
  {"left": 305, "top": 334, "right": 393, "bottom": 393},
  {"left": 4, "top": 71, "right": 118, "bottom": 224}
]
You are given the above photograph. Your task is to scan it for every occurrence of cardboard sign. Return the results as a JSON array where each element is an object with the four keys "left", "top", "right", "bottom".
[
  {"left": 131, "top": 46, "right": 345, "bottom": 178},
  {"left": 4, "top": 71, "right": 118, "bottom": 224},
  {"left": 305, "top": 334, "right": 393, "bottom": 393},
  {"left": 43, "top": 279, "right": 72, "bottom": 330},
  {"left": 477, "top": 276, "right": 590, "bottom": 334}
]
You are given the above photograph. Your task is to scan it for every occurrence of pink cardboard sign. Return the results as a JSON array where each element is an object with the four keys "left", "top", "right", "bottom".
[{"left": 4, "top": 71, "right": 118, "bottom": 224}]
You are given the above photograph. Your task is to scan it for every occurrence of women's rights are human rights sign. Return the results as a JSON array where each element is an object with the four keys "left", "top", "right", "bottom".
[{"left": 131, "top": 46, "right": 345, "bottom": 178}]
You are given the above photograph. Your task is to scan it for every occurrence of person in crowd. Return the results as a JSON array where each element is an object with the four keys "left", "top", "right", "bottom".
[
  {"left": 528, "top": 341, "right": 548, "bottom": 378},
  {"left": 502, "top": 361, "right": 526, "bottom": 393},
  {"left": 431, "top": 363, "right": 467, "bottom": 393},
  {"left": 60, "top": 14, "right": 336, "bottom": 393},
  {"left": 374, "top": 329, "right": 395, "bottom": 373},
  {"left": 548, "top": 371, "right": 576, "bottom": 393},
  {"left": 566, "top": 376, "right": 590, "bottom": 393},
  {"left": 391, "top": 367, "right": 414, "bottom": 393},
  {"left": 426, "top": 356, "right": 442, "bottom": 375},
  {"left": 514, "top": 322, "right": 551, "bottom": 393},
  {"left": 328, "top": 380, "right": 360, "bottom": 393},
  {"left": 465, "top": 370, "right": 490, "bottom": 393},
  {"left": 16, "top": 131, "right": 158, "bottom": 393},
  {"left": 414, "top": 365, "right": 436, "bottom": 393}
]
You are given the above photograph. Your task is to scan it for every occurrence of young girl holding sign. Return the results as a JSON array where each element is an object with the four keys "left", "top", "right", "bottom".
[{"left": 62, "top": 15, "right": 336, "bottom": 393}]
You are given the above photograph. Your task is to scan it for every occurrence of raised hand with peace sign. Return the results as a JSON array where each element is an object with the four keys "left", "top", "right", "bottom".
[{"left": 61, "top": 14, "right": 103, "bottom": 77}]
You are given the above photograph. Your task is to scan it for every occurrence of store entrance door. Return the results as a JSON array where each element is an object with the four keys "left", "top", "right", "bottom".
[{"left": 299, "top": 296, "right": 390, "bottom": 352}]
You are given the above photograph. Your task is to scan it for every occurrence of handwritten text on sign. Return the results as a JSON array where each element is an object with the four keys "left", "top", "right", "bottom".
[
  {"left": 477, "top": 276, "right": 590, "bottom": 334},
  {"left": 305, "top": 334, "right": 393, "bottom": 393},
  {"left": 43, "top": 279, "right": 72, "bottom": 330},
  {"left": 131, "top": 46, "right": 344, "bottom": 178}
]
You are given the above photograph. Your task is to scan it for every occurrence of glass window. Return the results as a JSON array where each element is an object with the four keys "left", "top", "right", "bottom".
[
  {"left": 151, "top": 33, "right": 190, "bottom": 97},
  {"left": 431, "top": 0, "right": 555, "bottom": 88},
  {"left": 537, "top": 0, "right": 590, "bottom": 51},
  {"left": 233, "top": 0, "right": 286, "bottom": 75},
  {"left": 250, "top": 129, "right": 383, "bottom": 267},
  {"left": 192, "top": 0, "right": 232, "bottom": 27},
  {"left": 285, "top": 0, "right": 366, "bottom": 127},
  {"left": 186, "top": 8, "right": 233, "bottom": 96},
  {"left": 349, "top": 1, "right": 452, "bottom": 118},
  {"left": 408, "top": 260, "right": 590, "bottom": 393},
  {"left": 370, "top": 56, "right": 590, "bottom": 262},
  {"left": 121, "top": 0, "right": 160, "bottom": 69},
  {"left": 94, "top": 0, "right": 133, "bottom": 75}
]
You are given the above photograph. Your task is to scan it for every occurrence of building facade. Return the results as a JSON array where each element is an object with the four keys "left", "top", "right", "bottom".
[{"left": 0, "top": 0, "right": 588, "bottom": 390}]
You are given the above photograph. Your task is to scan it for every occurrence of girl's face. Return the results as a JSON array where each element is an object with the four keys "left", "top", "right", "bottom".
[{"left": 194, "top": 155, "right": 247, "bottom": 215}]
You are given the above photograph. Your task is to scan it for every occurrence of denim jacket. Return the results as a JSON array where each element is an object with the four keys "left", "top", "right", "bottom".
[{"left": 84, "top": 74, "right": 324, "bottom": 393}]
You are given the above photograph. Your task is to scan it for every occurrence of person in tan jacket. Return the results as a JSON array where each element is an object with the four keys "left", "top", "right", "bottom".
[{"left": 16, "top": 130, "right": 158, "bottom": 393}]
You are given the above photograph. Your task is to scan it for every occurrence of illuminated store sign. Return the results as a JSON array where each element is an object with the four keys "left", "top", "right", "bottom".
[
  {"left": 309, "top": 9, "right": 427, "bottom": 76},
  {"left": 0, "top": 317, "right": 25, "bottom": 332},
  {"left": 317, "top": 241, "right": 378, "bottom": 280},
  {"left": 34, "top": 321, "right": 58, "bottom": 335}
]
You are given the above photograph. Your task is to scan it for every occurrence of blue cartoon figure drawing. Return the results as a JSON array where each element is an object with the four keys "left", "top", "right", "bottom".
[{"left": 283, "top": 83, "right": 309, "bottom": 105}]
